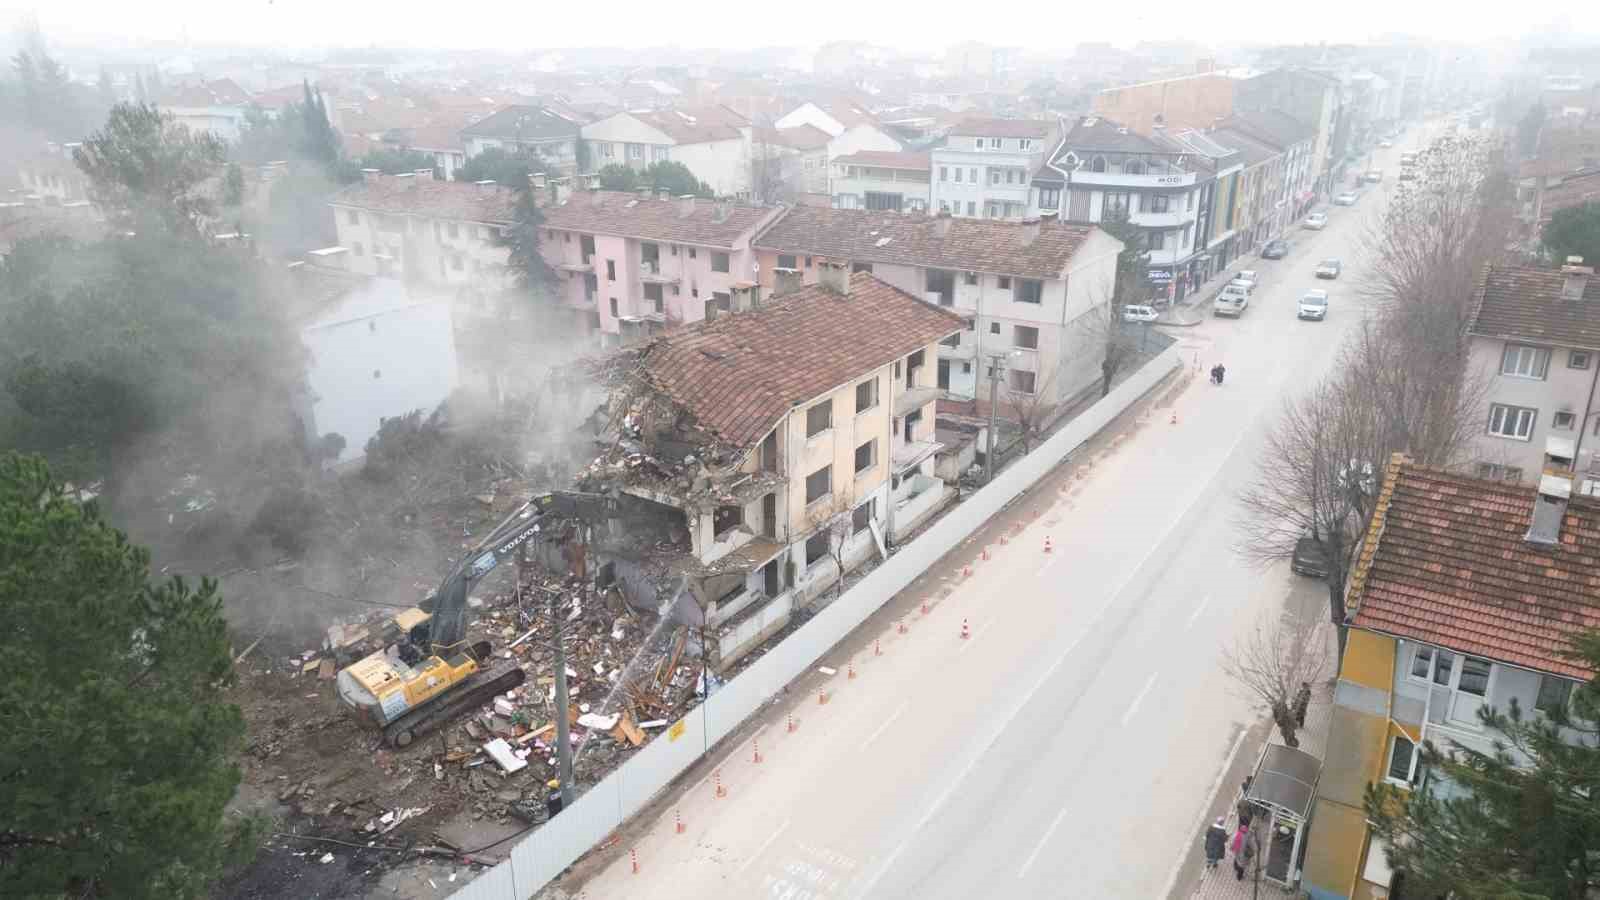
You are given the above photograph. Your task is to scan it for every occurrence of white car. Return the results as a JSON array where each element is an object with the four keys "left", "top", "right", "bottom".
[
  {"left": 1303, "top": 212, "right": 1329, "bottom": 230},
  {"left": 1214, "top": 283, "right": 1250, "bottom": 317},
  {"left": 1122, "top": 304, "right": 1159, "bottom": 323},
  {"left": 1333, "top": 191, "right": 1358, "bottom": 206},
  {"left": 1234, "top": 270, "right": 1259, "bottom": 291},
  {"left": 1298, "top": 289, "right": 1329, "bottom": 320}
]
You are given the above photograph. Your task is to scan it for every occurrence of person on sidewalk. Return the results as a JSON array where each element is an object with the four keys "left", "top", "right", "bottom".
[
  {"left": 1204, "top": 817, "right": 1228, "bottom": 870},
  {"left": 1233, "top": 825, "right": 1259, "bottom": 881}
]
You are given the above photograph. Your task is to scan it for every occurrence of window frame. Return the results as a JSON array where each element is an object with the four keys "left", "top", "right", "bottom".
[
  {"left": 1570, "top": 350, "right": 1593, "bottom": 370},
  {"left": 805, "top": 400, "right": 833, "bottom": 438},
  {"left": 711, "top": 252, "right": 731, "bottom": 273},
  {"left": 805, "top": 530, "right": 830, "bottom": 565},
  {"left": 964, "top": 271, "right": 979, "bottom": 286},
  {"left": 854, "top": 378, "right": 879, "bottom": 414},
  {"left": 1487, "top": 403, "right": 1537, "bottom": 440},
  {"left": 1536, "top": 674, "right": 1573, "bottom": 713},
  {"left": 1013, "top": 325, "right": 1040, "bottom": 350},
  {"left": 777, "top": 254, "right": 797, "bottom": 270},
  {"left": 1017, "top": 279, "right": 1043, "bottom": 304},
  {"left": 997, "top": 276, "right": 1012, "bottom": 291},
  {"left": 854, "top": 438, "right": 877, "bottom": 475},
  {"left": 851, "top": 499, "right": 872, "bottom": 534},
  {"left": 1009, "top": 369, "right": 1037, "bottom": 394},
  {"left": 1501, "top": 343, "right": 1551, "bottom": 379},
  {"left": 1554, "top": 411, "right": 1577, "bottom": 430},
  {"left": 1385, "top": 734, "right": 1418, "bottom": 786},
  {"left": 804, "top": 464, "right": 832, "bottom": 505}
]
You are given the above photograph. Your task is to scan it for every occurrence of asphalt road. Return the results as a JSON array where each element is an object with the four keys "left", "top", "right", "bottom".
[{"left": 569, "top": 133, "right": 1430, "bottom": 900}]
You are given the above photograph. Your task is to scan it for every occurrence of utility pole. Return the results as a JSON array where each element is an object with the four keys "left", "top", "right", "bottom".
[
  {"left": 983, "top": 350, "right": 1013, "bottom": 484},
  {"left": 552, "top": 526, "right": 582, "bottom": 808}
]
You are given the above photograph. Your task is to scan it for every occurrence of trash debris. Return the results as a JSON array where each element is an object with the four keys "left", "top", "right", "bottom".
[
  {"left": 319, "top": 853, "right": 334, "bottom": 864},
  {"left": 577, "top": 712, "right": 619, "bottom": 731},
  {"left": 483, "top": 739, "right": 527, "bottom": 774}
]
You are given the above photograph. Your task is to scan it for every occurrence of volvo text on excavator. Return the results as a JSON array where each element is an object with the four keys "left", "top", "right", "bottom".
[{"left": 336, "top": 491, "right": 615, "bottom": 747}]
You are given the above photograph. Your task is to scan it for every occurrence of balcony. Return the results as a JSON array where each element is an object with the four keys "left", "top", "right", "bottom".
[
  {"left": 1128, "top": 208, "right": 1196, "bottom": 229},
  {"left": 894, "top": 385, "right": 942, "bottom": 417},
  {"left": 1069, "top": 169, "right": 1197, "bottom": 189},
  {"left": 639, "top": 260, "right": 679, "bottom": 284},
  {"left": 557, "top": 260, "right": 593, "bottom": 273}
]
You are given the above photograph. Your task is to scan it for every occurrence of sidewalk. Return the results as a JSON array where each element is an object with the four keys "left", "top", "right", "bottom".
[{"left": 1156, "top": 248, "right": 1264, "bottom": 327}]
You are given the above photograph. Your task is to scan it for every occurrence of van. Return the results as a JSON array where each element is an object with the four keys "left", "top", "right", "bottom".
[{"left": 1213, "top": 283, "right": 1250, "bottom": 317}]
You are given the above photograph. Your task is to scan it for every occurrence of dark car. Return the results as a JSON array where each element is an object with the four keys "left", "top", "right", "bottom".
[
  {"left": 1261, "top": 239, "right": 1289, "bottom": 260},
  {"left": 1291, "top": 535, "right": 1331, "bottom": 578}
]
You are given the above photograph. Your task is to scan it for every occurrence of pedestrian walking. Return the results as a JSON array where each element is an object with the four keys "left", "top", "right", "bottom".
[
  {"left": 1233, "top": 826, "right": 1259, "bottom": 881},
  {"left": 1236, "top": 796, "right": 1255, "bottom": 829},
  {"left": 1204, "top": 817, "right": 1228, "bottom": 870}
]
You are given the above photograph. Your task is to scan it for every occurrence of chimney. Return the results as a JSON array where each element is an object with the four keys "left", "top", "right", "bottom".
[
  {"left": 817, "top": 260, "right": 850, "bottom": 295},
  {"left": 1562, "top": 256, "right": 1592, "bottom": 300},
  {"left": 583, "top": 172, "right": 602, "bottom": 190},
  {"left": 934, "top": 212, "right": 953, "bottom": 237},
  {"left": 361, "top": 167, "right": 382, "bottom": 184},
  {"left": 730, "top": 282, "right": 761, "bottom": 311},
  {"left": 679, "top": 193, "right": 696, "bottom": 217},
  {"left": 1020, "top": 217, "right": 1041, "bottom": 245},
  {"left": 532, "top": 172, "right": 548, "bottom": 189},
  {"left": 773, "top": 266, "right": 803, "bottom": 297},
  {"left": 636, "top": 185, "right": 651, "bottom": 198},
  {"left": 554, "top": 178, "right": 571, "bottom": 205},
  {"left": 413, "top": 167, "right": 435, "bottom": 182},
  {"left": 475, "top": 179, "right": 496, "bottom": 194},
  {"left": 1527, "top": 444, "right": 1576, "bottom": 546},
  {"left": 712, "top": 199, "right": 731, "bottom": 223}
]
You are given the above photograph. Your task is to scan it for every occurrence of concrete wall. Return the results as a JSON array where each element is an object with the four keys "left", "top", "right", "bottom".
[{"left": 1092, "top": 74, "right": 1235, "bottom": 137}]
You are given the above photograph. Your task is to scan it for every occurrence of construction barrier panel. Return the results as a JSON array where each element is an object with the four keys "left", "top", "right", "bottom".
[{"left": 448, "top": 344, "right": 1183, "bottom": 899}]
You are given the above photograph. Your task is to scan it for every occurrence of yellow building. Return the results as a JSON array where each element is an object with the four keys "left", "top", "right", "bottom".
[{"left": 1302, "top": 454, "right": 1596, "bottom": 899}]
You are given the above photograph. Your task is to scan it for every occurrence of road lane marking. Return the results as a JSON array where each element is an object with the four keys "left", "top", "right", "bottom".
[
  {"left": 1121, "top": 673, "right": 1159, "bottom": 726},
  {"left": 1017, "top": 807, "right": 1071, "bottom": 878},
  {"left": 1186, "top": 595, "right": 1211, "bottom": 630},
  {"left": 860, "top": 702, "right": 908, "bottom": 752},
  {"left": 739, "top": 819, "right": 792, "bottom": 874}
]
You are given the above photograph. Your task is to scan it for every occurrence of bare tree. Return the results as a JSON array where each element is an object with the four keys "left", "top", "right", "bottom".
[
  {"left": 804, "top": 496, "right": 858, "bottom": 601},
  {"left": 1001, "top": 363, "right": 1062, "bottom": 454},
  {"left": 749, "top": 119, "right": 789, "bottom": 206},
  {"left": 1221, "top": 611, "right": 1332, "bottom": 748},
  {"left": 1073, "top": 297, "right": 1143, "bottom": 399}
]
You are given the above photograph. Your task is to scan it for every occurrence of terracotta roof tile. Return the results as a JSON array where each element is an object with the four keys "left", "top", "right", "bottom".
[
  {"left": 636, "top": 272, "right": 965, "bottom": 448},
  {"left": 754, "top": 205, "right": 1101, "bottom": 279},
  {"left": 539, "top": 191, "right": 776, "bottom": 248},
  {"left": 330, "top": 175, "right": 517, "bottom": 224},
  {"left": 949, "top": 116, "right": 1055, "bottom": 139},
  {"left": 1467, "top": 263, "right": 1600, "bottom": 349},
  {"left": 1349, "top": 460, "right": 1600, "bottom": 678},
  {"left": 633, "top": 105, "right": 749, "bottom": 144}
]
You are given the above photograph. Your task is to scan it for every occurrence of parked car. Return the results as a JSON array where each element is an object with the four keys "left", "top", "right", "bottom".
[
  {"left": 1122, "top": 304, "right": 1159, "bottom": 323},
  {"left": 1291, "top": 535, "right": 1331, "bottom": 578},
  {"left": 1316, "top": 258, "right": 1343, "bottom": 279},
  {"left": 1333, "top": 191, "right": 1358, "bottom": 206},
  {"left": 1379, "top": 139, "right": 1394, "bottom": 148},
  {"left": 1261, "top": 239, "right": 1289, "bottom": 259},
  {"left": 1213, "top": 283, "right": 1250, "bottom": 317},
  {"left": 1298, "top": 288, "right": 1329, "bottom": 320},
  {"left": 1234, "top": 270, "right": 1259, "bottom": 291},
  {"left": 1363, "top": 170, "right": 1384, "bottom": 183},
  {"left": 1303, "top": 212, "right": 1329, "bottom": 230}
]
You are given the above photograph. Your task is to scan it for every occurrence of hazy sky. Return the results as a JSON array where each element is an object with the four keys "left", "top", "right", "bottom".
[{"left": 13, "top": 0, "right": 1592, "bottom": 55}]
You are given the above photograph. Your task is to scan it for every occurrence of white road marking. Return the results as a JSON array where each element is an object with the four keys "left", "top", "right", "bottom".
[
  {"left": 1157, "top": 726, "right": 1249, "bottom": 899},
  {"left": 738, "top": 819, "right": 792, "bottom": 874},
  {"left": 1017, "top": 808, "right": 1071, "bottom": 878},
  {"left": 1035, "top": 553, "right": 1061, "bottom": 577},
  {"left": 1121, "top": 673, "right": 1159, "bottom": 726},
  {"left": 1186, "top": 595, "right": 1211, "bottom": 630},
  {"left": 860, "top": 702, "right": 908, "bottom": 752}
]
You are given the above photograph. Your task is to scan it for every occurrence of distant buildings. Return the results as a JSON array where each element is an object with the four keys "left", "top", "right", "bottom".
[
  {"left": 830, "top": 150, "right": 931, "bottom": 212},
  {"left": 328, "top": 170, "right": 517, "bottom": 292},
  {"left": 581, "top": 105, "right": 753, "bottom": 197},
  {"left": 930, "top": 117, "right": 1060, "bottom": 220},
  {"left": 459, "top": 105, "right": 583, "bottom": 173}
]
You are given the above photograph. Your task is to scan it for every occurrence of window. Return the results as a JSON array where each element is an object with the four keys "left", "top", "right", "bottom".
[
  {"left": 964, "top": 271, "right": 978, "bottom": 286},
  {"left": 1386, "top": 735, "right": 1416, "bottom": 784},
  {"left": 854, "top": 439, "right": 877, "bottom": 474},
  {"left": 1019, "top": 139, "right": 1032, "bottom": 151},
  {"left": 689, "top": 248, "right": 697, "bottom": 259},
  {"left": 778, "top": 254, "right": 797, "bottom": 270},
  {"left": 940, "top": 166, "right": 949, "bottom": 181},
  {"left": 962, "top": 362, "right": 972, "bottom": 374},
  {"left": 990, "top": 169, "right": 1002, "bottom": 186},
  {"left": 1009, "top": 370, "right": 1036, "bottom": 394},
  {"left": 990, "top": 322, "right": 1001, "bottom": 335},
  {"left": 1014, "top": 325, "right": 1039, "bottom": 349},
  {"left": 855, "top": 378, "right": 878, "bottom": 413},
  {"left": 1476, "top": 462, "right": 1524, "bottom": 482},
  {"left": 1536, "top": 675, "right": 1573, "bottom": 713},
  {"left": 974, "top": 138, "right": 984, "bottom": 150},
  {"left": 1457, "top": 657, "right": 1491, "bottom": 696},
  {"left": 1501, "top": 344, "right": 1551, "bottom": 378},
  {"left": 1487, "top": 403, "right": 1537, "bottom": 440},
  {"left": 1433, "top": 649, "right": 1455, "bottom": 686},
  {"left": 1410, "top": 646, "right": 1434, "bottom": 679},
  {"left": 1104, "top": 192, "right": 1131, "bottom": 215},
  {"left": 806, "top": 400, "right": 832, "bottom": 437},
  {"left": 989, "top": 137, "right": 1002, "bottom": 150},
  {"left": 447, "top": 222, "right": 459, "bottom": 239},
  {"left": 969, "top": 168, "right": 977, "bottom": 183},
  {"left": 643, "top": 282, "right": 663, "bottom": 310},
  {"left": 606, "top": 259, "right": 616, "bottom": 281},
  {"left": 712, "top": 252, "right": 730, "bottom": 273},
  {"left": 805, "top": 531, "right": 830, "bottom": 565},
  {"left": 1187, "top": 191, "right": 1195, "bottom": 211},
  {"left": 940, "top": 333, "right": 961, "bottom": 347},
  {"left": 1089, "top": 155, "right": 1107, "bottom": 173},
  {"left": 966, "top": 202, "right": 976, "bottom": 216},
  {"left": 852, "top": 262, "right": 874, "bottom": 274},
  {"left": 1017, "top": 279, "right": 1043, "bottom": 304},
  {"left": 1555, "top": 411, "right": 1577, "bottom": 430},
  {"left": 1149, "top": 194, "right": 1171, "bottom": 213},
  {"left": 805, "top": 465, "right": 832, "bottom": 504},
  {"left": 954, "top": 168, "right": 963, "bottom": 183},
  {"left": 1572, "top": 351, "right": 1593, "bottom": 370},
  {"left": 852, "top": 500, "right": 872, "bottom": 534},
  {"left": 805, "top": 257, "right": 812, "bottom": 267},
  {"left": 1038, "top": 187, "right": 1060, "bottom": 210},
  {"left": 608, "top": 297, "right": 618, "bottom": 316},
  {"left": 347, "top": 210, "right": 360, "bottom": 225},
  {"left": 451, "top": 254, "right": 463, "bottom": 271},
  {"left": 713, "top": 504, "right": 742, "bottom": 536},
  {"left": 997, "top": 276, "right": 1012, "bottom": 291}
]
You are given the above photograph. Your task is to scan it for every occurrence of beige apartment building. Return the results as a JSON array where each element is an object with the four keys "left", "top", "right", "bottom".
[{"left": 328, "top": 169, "right": 517, "bottom": 293}]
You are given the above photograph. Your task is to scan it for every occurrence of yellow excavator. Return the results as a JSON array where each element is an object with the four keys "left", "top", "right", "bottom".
[{"left": 336, "top": 491, "right": 615, "bottom": 747}]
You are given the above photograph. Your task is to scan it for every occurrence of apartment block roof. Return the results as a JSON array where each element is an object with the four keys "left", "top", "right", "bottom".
[
  {"left": 540, "top": 191, "right": 774, "bottom": 247},
  {"left": 832, "top": 150, "right": 931, "bottom": 170},
  {"left": 1467, "top": 264, "right": 1600, "bottom": 350},
  {"left": 1222, "top": 110, "right": 1316, "bottom": 150},
  {"left": 756, "top": 124, "right": 833, "bottom": 151},
  {"left": 634, "top": 272, "right": 965, "bottom": 448},
  {"left": 1060, "top": 116, "right": 1173, "bottom": 154},
  {"left": 1347, "top": 457, "right": 1600, "bottom": 679},
  {"left": 754, "top": 206, "right": 1100, "bottom": 280},
  {"left": 329, "top": 175, "right": 517, "bottom": 224},
  {"left": 1207, "top": 127, "right": 1281, "bottom": 168},
  {"left": 948, "top": 116, "right": 1055, "bottom": 139},
  {"left": 632, "top": 105, "right": 749, "bottom": 144},
  {"left": 460, "top": 104, "right": 581, "bottom": 141}
]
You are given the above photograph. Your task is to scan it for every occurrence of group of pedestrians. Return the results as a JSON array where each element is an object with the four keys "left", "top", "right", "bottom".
[{"left": 1203, "top": 798, "right": 1260, "bottom": 881}]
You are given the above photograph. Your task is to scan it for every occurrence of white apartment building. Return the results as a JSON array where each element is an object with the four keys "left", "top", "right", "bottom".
[
  {"left": 830, "top": 151, "right": 931, "bottom": 212},
  {"left": 328, "top": 170, "right": 516, "bottom": 293},
  {"left": 774, "top": 100, "right": 905, "bottom": 162},
  {"left": 931, "top": 117, "right": 1061, "bottom": 220},
  {"left": 581, "top": 105, "right": 753, "bottom": 198}
]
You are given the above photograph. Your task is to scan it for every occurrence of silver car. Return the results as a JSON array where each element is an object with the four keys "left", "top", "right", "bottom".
[{"left": 1298, "top": 289, "right": 1329, "bottom": 320}]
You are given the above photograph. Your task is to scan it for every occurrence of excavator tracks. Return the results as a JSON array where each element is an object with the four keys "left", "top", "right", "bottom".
[{"left": 383, "top": 662, "right": 528, "bottom": 748}]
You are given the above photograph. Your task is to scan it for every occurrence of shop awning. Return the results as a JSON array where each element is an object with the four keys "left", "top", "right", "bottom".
[{"left": 1246, "top": 744, "right": 1323, "bottom": 824}]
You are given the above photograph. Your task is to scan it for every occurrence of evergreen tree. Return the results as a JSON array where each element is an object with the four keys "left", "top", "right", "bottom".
[
  {"left": 1542, "top": 202, "right": 1600, "bottom": 270},
  {"left": 73, "top": 102, "right": 227, "bottom": 235}
]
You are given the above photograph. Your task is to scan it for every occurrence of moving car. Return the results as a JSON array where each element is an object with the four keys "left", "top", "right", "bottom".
[
  {"left": 1316, "top": 258, "right": 1343, "bottom": 279},
  {"left": 1333, "top": 191, "right": 1358, "bottom": 206},
  {"left": 1298, "top": 289, "right": 1329, "bottom": 320},
  {"left": 1213, "top": 282, "right": 1250, "bottom": 317},
  {"left": 1122, "top": 304, "right": 1159, "bottom": 323},
  {"left": 1303, "top": 212, "right": 1328, "bottom": 230},
  {"left": 1261, "top": 239, "right": 1289, "bottom": 259},
  {"left": 1363, "top": 170, "right": 1383, "bottom": 183}
]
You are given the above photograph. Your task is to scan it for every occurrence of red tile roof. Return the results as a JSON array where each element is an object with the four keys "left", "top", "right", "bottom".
[
  {"left": 632, "top": 105, "right": 749, "bottom": 144},
  {"left": 636, "top": 272, "right": 966, "bottom": 448},
  {"left": 833, "top": 150, "right": 931, "bottom": 171},
  {"left": 754, "top": 205, "right": 1102, "bottom": 279},
  {"left": 1467, "top": 263, "right": 1600, "bottom": 350},
  {"left": 330, "top": 175, "right": 517, "bottom": 224},
  {"left": 539, "top": 191, "right": 776, "bottom": 248},
  {"left": 756, "top": 124, "right": 832, "bottom": 151},
  {"left": 1348, "top": 457, "right": 1600, "bottom": 679}
]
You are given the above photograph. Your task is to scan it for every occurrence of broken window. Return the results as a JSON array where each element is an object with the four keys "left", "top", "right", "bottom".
[
  {"left": 1014, "top": 325, "right": 1039, "bottom": 349},
  {"left": 855, "top": 378, "right": 878, "bottom": 414},
  {"left": 1009, "top": 370, "right": 1037, "bottom": 394},
  {"left": 852, "top": 500, "right": 872, "bottom": 534},
  {"left": 854, "top": 439, "right": 877, "bottom": 474},
  {"left": 713, "top": 505, "right": 743, "bottom": 536},
  {"left": 805, "top": 531, "right": 830, "bottom": 565},
  {"left": 712, "top": 252, "right": 730, "bottom": 273},
  {"left": 805, "top": 465, "right": 831, "bottom": 504},
  {"left": 806, "top": 401, "right": 833, "bottom": 437}
]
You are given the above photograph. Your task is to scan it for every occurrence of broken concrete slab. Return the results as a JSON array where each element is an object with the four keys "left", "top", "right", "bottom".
[{"left": 482, "top": 739, "right": 526, "bottom": 774}]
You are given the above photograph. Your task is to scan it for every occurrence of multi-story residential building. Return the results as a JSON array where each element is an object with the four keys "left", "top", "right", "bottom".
[
  {"left": 1209, "top": 124, "right": 1289, "bottom": 250},
  {"left": 830, "top": 151, "right": 931, "bottom": 212},
  {"left": 1090, "top": 72, "right": 1236, "bottom": 137},
  {"left": 931, "top": 117, "right": 1061, "bottom": 220},
  {"left": 328, "top": 170, "right": 516, "bottom": 292},
  {"left": 581, "top": 105, "right": 753, "bottom": 197},
  {"left": 595, "top": 267, "right": 964, "bottom": 667},
  {"left": 1165, "top": 128, "right": 1247, "bottom": 281},
  {"left": 750, "top": 206, "right": 1122, "bottom": 410},
  {"left": 394, "top": 125, "right": 469, "bottom": 182},
  {"left": 774, "top": 100, "right": 905, "bottom": 161},
  {"left": 1234, "top": 68, "right": 1344, "bottom": 197},
  {"left": 750, "top": 125, "right": 832, "bottom": 201},
  {"left": 459, "top": 105, "right": 582, "bottom": 173},
  {"left": 1222, "top": 111, "right": 1318, "bottom": 222},
  {"left": 537, "top": 188, "right": 785, "bottom": 347},
  {"left": 156, "top": 78, "right": 253, "bottom": 143},
  {"left": 1465, "top": 260, "right": 1600, "bottom": 483},
  {"left": 1303, "top": 454, "right": 1594, "bottom": 900}
]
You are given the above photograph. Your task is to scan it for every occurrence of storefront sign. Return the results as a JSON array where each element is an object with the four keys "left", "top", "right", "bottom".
[{"left": 1147, "top": 269, "right": 1173, "bottom": 283}]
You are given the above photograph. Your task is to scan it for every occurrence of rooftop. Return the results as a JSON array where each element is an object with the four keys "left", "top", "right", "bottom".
[
  {"left": 539, "top": 191, "right": 776, "bottom": 248},
  {"left": 832, "top": 150, "right": 931, "bottom": 171},
  {"left": 755, "top": 205, "right": 1102, "bottom": 280},
  {"left": 630, "top": 105, "right": 749, "bottom": 144},
  {"left": 1207, "top": 127, "right": 1282, "bottom": 169},
  {"left": 1540, "top": 169, "right": 1600, "bottom": 224},
  {"left": 1222, "top": 110, "right": 1317, "bottom": 150},
  {"left": 1347, "top": 457, "right": 1600, "bottom": 680},
  {"left": 158, "top": 77, "right": 251, "bottom": 108},
  {"left": 460, "top": 104, "right": 582, "bottom": 141},
  {"left": 329, "top": 175, "right": 517, "bottom": 224},
  {"left": 756, "top": 124, "right": 833, "bottom": 151},
  {"left": 1060, "top": 116, "right": 1177, "bottom": 154},
  {"left": 631, "top": 272, "right": 965, "bottom": 448},
  {"left": 1468, "top": 263, "right": 1600, "bottom": 350},
  {"left": 948, "top": 116, "right": 1055, "bottom": 139}
]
